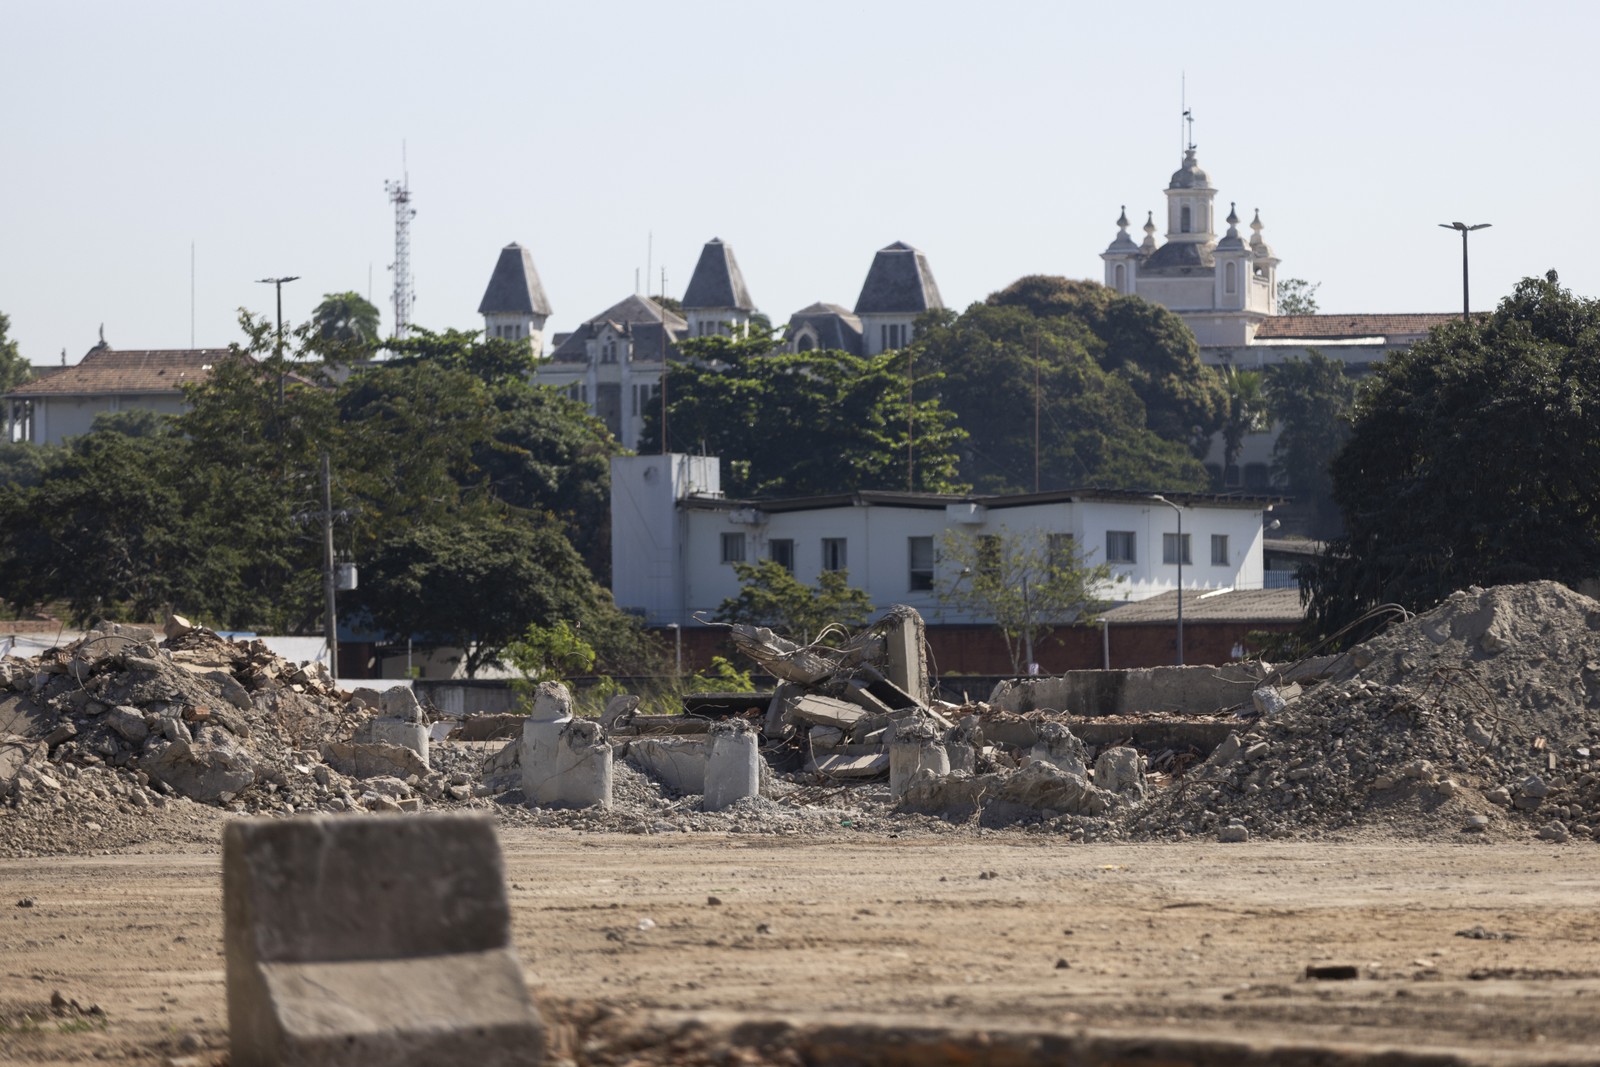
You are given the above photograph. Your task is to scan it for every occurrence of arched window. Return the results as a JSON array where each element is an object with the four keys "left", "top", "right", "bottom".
[
  {"left": 797, "top": 335, "right": 815, "bottom": 352},
  {"left": 1114, "top": 263, "right": 1126, "bottom": 291},
  {"left": 1180, "top": 205, "right": 1192, "bottom": 233},
  {"left": 1224, "top": 261, "right": 1237, "bottom": 295}
]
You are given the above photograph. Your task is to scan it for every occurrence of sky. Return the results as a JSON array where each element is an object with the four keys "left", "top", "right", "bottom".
[{"left": 3, "top": 1, "right": 1595, "bottom": 364}]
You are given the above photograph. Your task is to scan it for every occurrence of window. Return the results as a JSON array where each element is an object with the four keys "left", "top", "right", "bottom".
[
  {"left": 721, "top": 532, "right": 745, "bottom": 564},
  {"left": 797, "top": 335, "right": 815, "bottom": 352},
  {"left": 1244, "top": 462, "right": 1271, "bottom": 489},
  {"left": 1180, "top": 204, "right": 1192, "bottom": 233},
  {"left": 1114, "top": 263, "right": 1125, "bottom": 291},
  {"left": 976, "top": 534, "right": 1001, "bottom": 578},
  {"left": 821, "top": 538, "right": 847, "bottom": 572},
  {"left": 1224, "top": 261, "right": 1237, "bottom": 295},
  {"left": 602, "top": 342, "right": 617, "bottom": 363},
  {"left": 1047, "top": 532, "right": 1075, "bottom": 569},
  {"left": 1211, "top": 534, "right": 1229, "bottom": 566},
  {"left": 1106, "top": 531, "right": 1136, "bottom": 564},
  {"left": 882, "top": 323, "right": 906, "bottom": 350},
  {"left": 908, "top": 536, "right": 934, "bottom": 591},
  {"left": 769, "top": 538, "right": 794, "bottom": 572},
  {"left": 1163, "top": 532, "right": 1192, "bottom": 566}
]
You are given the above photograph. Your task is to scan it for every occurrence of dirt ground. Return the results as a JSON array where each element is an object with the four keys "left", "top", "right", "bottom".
[{"left": 4, "top": 829, "right": 1600, "bottom": 1064}]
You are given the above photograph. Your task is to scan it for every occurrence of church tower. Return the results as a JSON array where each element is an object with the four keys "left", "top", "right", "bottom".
[{"left": 478, "top": 243, "right": 553, "bottom": 356}]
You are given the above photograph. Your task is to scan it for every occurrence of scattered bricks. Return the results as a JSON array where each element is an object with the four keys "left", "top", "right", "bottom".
[
  {"left": 704, "top": 720, "right": 760, "bottom": 812},
  {"left": 223, "top": 813, "right": 545, "bottom": 1067}
]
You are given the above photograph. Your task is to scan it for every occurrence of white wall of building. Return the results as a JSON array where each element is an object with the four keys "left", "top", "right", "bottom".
[
  {"left": 30, "top": 393, "right": 187, "bottom": 446},
  {"left": 613, "top": 455, "right": 1272, "bottom": 628}
]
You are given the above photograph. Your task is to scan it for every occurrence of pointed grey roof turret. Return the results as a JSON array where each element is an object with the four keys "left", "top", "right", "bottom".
[
  {"left": 1104, "top": 205, "right": 1139, "bottom": 254},
  {"left": 681, "top": 237, "right": 754, "bottom": 311},
  {"left": 478, "top": 242, "right": 553, "bottom": 317},
  {"left": 854, "top": 241, "right": 943, "bottom": 315},
  {"left": 1216, "top": 202, "right": 1248, "bottom": 252}
]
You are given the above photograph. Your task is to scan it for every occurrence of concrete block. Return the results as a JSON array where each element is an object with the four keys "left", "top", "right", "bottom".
[
  {"left": 378, "top": 686, "right": 424, "bottom": 722},
  {"left": 890, "top": 717, "right": 950, "bottom": 800},
  {"left": 523, "top": 718, "right": 612, "bottom": 809},
  {"left": 529, "top": 681, "right": 572, "bottom": 722},
  {"left": 356, "top": 718, "right": 430, "bottom": 768},
  {"left": 1029, "top": 722, "right": 1088, "bottom": 777},
  {"left": 879, "top": 605, "right": 931, "bottom": 709},
  {"left": 322, "top": 740, "right": 429, "bottom": 781},
  {"left": 1092, "top": 746, "right": 1146, "bottom": 800},
  {"left": 223, "top": 813, "right": 544, "bottom": 1067},
  {"left": 704, "top": 720, "right": 759, "bottom": 811}
]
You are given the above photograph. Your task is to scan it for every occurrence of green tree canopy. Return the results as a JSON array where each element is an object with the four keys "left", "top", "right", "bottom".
[
  {"left": 1263, "top": 351, "right": 1355, "bottom": 537},
  {"left": 637, "top": 328, "right": 966, "bottom": 498},
  {"left": 986, "top": 276, "right": 1227, "bottom": 450},
  {"left": 1276, "top": 278, "right": 1321, "bottom": 316},
  {"left": 0, "top": 312, "right": 29, "bottom": 396},
  {"left": 911, "top": 302, "right": 1210, "bottom": 494},
  {"left": 713, "top": 559, "right": 874, "bottom": 641},
  {"left": 1219, "top": 364, "right": 1269, "bottom": 482},
  {"left": 935, "top": 527, "right": 1118, "bottom": 674},
  {"left": 310, "top": 291, "right": 382, "bottom": 359},
  {"left": 1305, "top": 271, "right": 1600, "bottom": 638}
]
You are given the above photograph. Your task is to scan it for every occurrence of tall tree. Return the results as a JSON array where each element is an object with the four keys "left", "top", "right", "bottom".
[
  {"left": 310, "top": 292, "right": 382, "bottom": 358},
  {"left": 986, "top": 276, "right": 1228, "bottom": 452},
  {"left": 0, "top": 313, "right": 29, "bottom": 398},
  {"left": 1263, "top": 351, "right": 1355, "bottom": 537},
  {"left": 1305, "top": 271, "right": 1600, "bottom": 638},
  {"left": 637, "top": 328, "right": 966, "bottom": 498},
  {"left": 1276, "top": 278, "right": 1321, "bottom": 316},
  {"left": 911, "top": 302, "right": 1210, "bottom": 494},
  {"left": 1219, "top": 364, "right": 1269, "bottom": 482}
]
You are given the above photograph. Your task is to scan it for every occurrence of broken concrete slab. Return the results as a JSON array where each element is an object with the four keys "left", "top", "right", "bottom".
[
  {"left": 879, "top": 604, "right": 931, "bottom": 709},
  {"left": 900, "top": 761, "right": 1113, "bottom": 824},
  {"left": 728, "top": 624, "right": 837, "bottom": 685},
  {"left": 1093, "top": 746, "right": 1147, "bottom": 800},
  {"left": 890, "top": 717, "right": 950, "bottom": 800},
  {"left": 789, "top": 695, "right": 866, "bottom": 731},
  {"left": 224, "top": 812, "right": 544, "bottom": 1067},
  {"left": 321, "top": 740, "right": 430, "bottom": 782},
  {"left": 990, "top": 664, "right": 1267, "bottom": 717},
  {"left": 811, "top": 751, "right": 889, "bottom": 778},
  {"left": 1030, "top": 722, "right": 1088, "bottom": 777},
  {"left": 623, "top": 737, "right": 708, "bottom": 795},
  {"left": 145, "top": 737, "right": 257, "bottom": 803},
  {"left": 355, "top": 717, "right": 430, "bottom": 768}
]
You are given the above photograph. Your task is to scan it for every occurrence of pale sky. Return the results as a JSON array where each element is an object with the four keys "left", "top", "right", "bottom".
[{"left": 3, "top": 1, "right": 1593, "bottom": 364}]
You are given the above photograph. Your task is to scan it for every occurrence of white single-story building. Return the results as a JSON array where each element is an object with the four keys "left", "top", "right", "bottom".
[{"left": 611, "top": 454, "right": 1281, "bottom": 630}]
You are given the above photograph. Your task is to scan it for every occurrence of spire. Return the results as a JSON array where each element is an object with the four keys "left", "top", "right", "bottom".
[
  {"left": 1216, "top": 201, "right": 1247, "bottom": 252},
  {"left": 1104, "top": 206, "right": 1138, "bottom": 255},
  {"left": 1141, "top": 211, "right": 1157, "bottom": 252},
  {"left": 682, "top": 237, "right": 754, "bottom": 311}
]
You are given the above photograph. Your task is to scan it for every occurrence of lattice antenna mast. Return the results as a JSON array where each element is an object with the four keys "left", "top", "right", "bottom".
[{"left": 385, "top": 170, "right": 417, "bottom": 340}]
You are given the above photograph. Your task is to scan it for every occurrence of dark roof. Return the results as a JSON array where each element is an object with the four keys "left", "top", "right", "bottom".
[
  {"left": 683, "top": 486, "right": 1283, "bottom": 515},
  {"left": 682, "top": 238, "right": 753, "bottom": 311},
  {"left": 854, "top": 241, "right": 943, "bottom": 315},
  {"left": 1254, "top": 314, "right": 1459, "bottom": 342},
  {"left": 1099, "top": 588, "right": 1305, "bottom": 625},
  {"left": 5, "top": 346, "right": 230, "bottom": 398},
  {"left": 785, "top": 302, "right": 863, "bottom": 355},
  {"left": 1168, "top": 149, "right": 1211, "bottom": 190},
  {"left": 548, "top": 294, "right": 686, "bottom": 363},
  {"left": 477, "top": 243, "right": 552, "bottom": 317},
  {"left": 1140, "top": 239, "right": 1215, "bottom": 274}
]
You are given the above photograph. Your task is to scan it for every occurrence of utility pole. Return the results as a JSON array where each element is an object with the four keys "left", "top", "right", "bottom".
[
  {"left": 322, "top": 451, "right": 339, "bottom": 678},
  {"left": 1033, "top": 335, "right": 1042, "bottom": 494},
  {"left": 907, "top": 346, "right": 915, "bottom": 492},
  {"left": 1151, "top": 494, "right": 1185, "bottom": 665}
]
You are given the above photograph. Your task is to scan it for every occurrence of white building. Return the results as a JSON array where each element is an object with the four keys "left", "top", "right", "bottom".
[
  {"left": 3, "top": 340, "right": 229, "bottom": 445},
  {"left": 610, "top": 454, "right": 1277, "bottom": 629}
]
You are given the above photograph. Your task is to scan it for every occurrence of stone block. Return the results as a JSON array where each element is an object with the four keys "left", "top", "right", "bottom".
[
  {"left": 1092, "top": 746, "right": 1146, "bottom": 800},
  {"left": 224, "top": 813, "right": 544, "bottom": 1067},
  {"left": 322, "top": 740, "right": 430, "bottom": 781},
  {"left": 890, "top": 717, "right": 950, "bottom": 800},
  {"left": 356, "top": 718, "right": 430, "bottom": 768},
  {"left": 523, "top": 718, "right": 611, "bottom": 809}
]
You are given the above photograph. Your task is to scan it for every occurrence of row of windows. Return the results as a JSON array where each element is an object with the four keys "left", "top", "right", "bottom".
[
  {"left": 1106, "top": 531, "right": 1230, "bottom": 567},
  {"left": 880, "top": 323, "right": 908, "bottom": 350},
  {"left": 721, "top": 531, "right": 1233, "bottom": 591},
  {"left": 492, "top": 323, "right": 525, "bottom": 340}
]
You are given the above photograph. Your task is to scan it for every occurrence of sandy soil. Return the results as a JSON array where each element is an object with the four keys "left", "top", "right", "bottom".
[{"left": 4, "top": 829, "right": 1600, "bottom": 1064}]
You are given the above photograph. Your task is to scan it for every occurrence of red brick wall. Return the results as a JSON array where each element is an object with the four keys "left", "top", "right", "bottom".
[{"left": 659, "top": 621, "right": 1296, "bottom": 677}]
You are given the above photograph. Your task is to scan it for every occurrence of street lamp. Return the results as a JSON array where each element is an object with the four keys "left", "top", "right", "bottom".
[
  {"left": 1437, "top": 223, "right": 1489, "bottom": 321},
  {"left": 1150, "top": 494, "right": 1184, "bottom": 666},
  {"left": 256, "top": 275, "right": 299, "bottom": 406}
]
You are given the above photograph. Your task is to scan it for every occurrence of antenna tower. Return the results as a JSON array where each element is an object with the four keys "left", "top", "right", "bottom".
[{"left": 385, "top": 173, "right": 417, "bottom": 339}]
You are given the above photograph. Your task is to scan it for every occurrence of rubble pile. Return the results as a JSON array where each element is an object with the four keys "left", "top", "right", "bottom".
[
  {"left": 1130, "top": 581, "right": 1600, "bottom": 842},
  {"left": 0, "top": 620, "right": 464, "bottom": 857}
]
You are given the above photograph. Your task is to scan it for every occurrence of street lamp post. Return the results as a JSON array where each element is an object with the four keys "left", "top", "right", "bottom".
[
  {"left": 1150, "top": 494, "right": 1184, "bottom": 666},
  {"left": 256, "top": 275, "right": 299, "bottom": 406},
  {"left": 1438, "top": 223, "right": 1489, "bottom": 321}
]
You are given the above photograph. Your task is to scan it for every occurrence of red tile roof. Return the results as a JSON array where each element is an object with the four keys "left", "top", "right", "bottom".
[
  {"left": 4, "top": 346, "right": 232, "bottom": 398},
  {"left": 1254, "top": 314, "right": 1460, "bottom": 341}
]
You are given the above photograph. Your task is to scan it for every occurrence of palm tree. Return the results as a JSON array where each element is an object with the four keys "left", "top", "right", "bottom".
[
  {"left": 311, "top": 292, "right": 381, "bottom": 355},
  {"left": 1221, "top": 364, "right": 1269, "bottom": 486}
]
